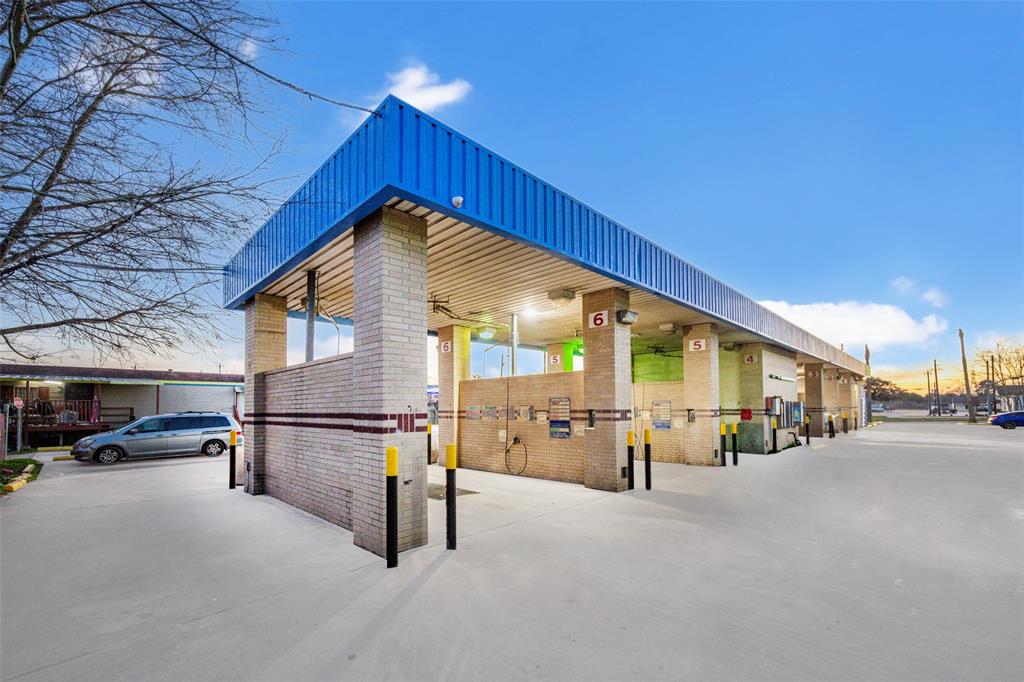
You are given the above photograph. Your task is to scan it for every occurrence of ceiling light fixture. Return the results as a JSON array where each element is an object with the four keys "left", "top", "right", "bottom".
[
  {"left": 521, "top": 308, "right": 538, "bottom": 319},
  {"left": 479, "top": 327, "right": 495, "bottom": 340},
  {"left": 547, "top": 288, "right": 575, "bottom": 306}
]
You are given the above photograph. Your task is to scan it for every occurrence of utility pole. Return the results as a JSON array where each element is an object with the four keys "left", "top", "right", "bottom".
[
  {"left": 926, "top": 370, "right": 932, "bottom": 416},
  {"left": 864, "top": 345, "right": 872, "bottom": 424},
  {"left": 958, "top": 329, "right": 976, "bottom": 423},
  {"left": 933, "top": 359, "right": 941, "bottom": 415}
]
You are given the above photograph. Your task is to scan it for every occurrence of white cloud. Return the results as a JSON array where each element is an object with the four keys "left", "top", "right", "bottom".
[
  {"left": 383, "top": 63, "right": 471, "bottom": 112},
  {"left": 920, "top": 286, "right": 947, "bottom": 308},
  {"left": 890, "top": 276, "right": 917, "bottom": 295},
  {"left": 974, "top": 329, "right": 1024, "bottom": 350},
  {"left": 238, "top": 38, "right": 258, "bottom": 61},
  {"left": 760, "top": 299, "right": 948, "bottom": 351}
]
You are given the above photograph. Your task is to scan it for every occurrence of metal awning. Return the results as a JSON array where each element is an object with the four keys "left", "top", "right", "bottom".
[{"left": 223, "top": 96, "right": 865, "bottom": 374}]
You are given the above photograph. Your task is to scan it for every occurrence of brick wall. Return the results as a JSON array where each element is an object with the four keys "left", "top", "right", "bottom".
[
  {"left": 259, "top": 355, "right": 353, "bottom": 529},
  {"left": 631, "top": 380, "right": 690, "bottom": 463},
  {"left": 457, "top": 372, "right": 585, "bottom": 484}
]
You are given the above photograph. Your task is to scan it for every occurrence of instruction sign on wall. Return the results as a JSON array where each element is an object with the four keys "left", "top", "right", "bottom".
[
  {"left": 652, "top": 400, "right": 672, "bottom": 430},
  {"left": 549, "top": 397, "right": 571, "bottom": 439},
  {"left": 466, "top": 405, "right": 481, "bottom": 420},
  {"left": 588, "top": 310, "right": 609, "bottom": 328}
]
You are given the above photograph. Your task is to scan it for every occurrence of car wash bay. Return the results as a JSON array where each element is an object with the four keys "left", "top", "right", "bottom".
[{"left": 224, "top": 95, "right": 867, "bottom": 559}]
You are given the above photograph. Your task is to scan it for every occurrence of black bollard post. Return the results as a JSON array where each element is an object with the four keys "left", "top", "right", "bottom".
[
  {"left": 386, "top": 446, "right": 398, "bottom": 568},
  {"left": 228, "top": 429, "right": 237, "bottom": 490},
  {"left": 771, "top": 418, "right": 778, "bottom": 454},
  {"left": 828, "top": 414, "right": 835, "bottom": 439},
  {"left": 446, "top": 444, "right": 457, "bottom": 550},
  {"left": 426, "top": 422, "right": 432, "bottom": 465},
  {"left": 643, "top": 428, "right": 652, "bottom": 490},
  {"left": 842, "top": 413, "right": 849, "bottom": 434},
  {"left": 719, "top": 423, "right": 727, "bottom": 466},
  {"left": 731, "top": 422, "right": 738, "bottom": 466},
  {"left": 805, "top": 416, "right": 811, "bottom": 446},
  {"left": 626, "top": 430, "right": 635, "bottom": 490}
]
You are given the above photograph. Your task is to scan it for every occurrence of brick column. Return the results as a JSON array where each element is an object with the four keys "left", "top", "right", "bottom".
[
  {"left": 243, "top": 293, "right": 287, "bottom": 494},
  {"left": 738, "top": 342, "right": 767, "bottom": 454},
  {"left": 351, "top": 207, "right": 428, "bottom": 556},
  {"left": 582, "top": 288, "right": 632, "bottom": 491},
  {"left": 682, "top": 323, "right": 720, "bottom": 465},
  {"left": 437, "top": 325, "right": 470, "bottom": 465},
  {"left": 803, "top": 362, "right": 825, "bottom": 437},
  {"left": 839, "top": 372, "right": 857, "bottom": 427},
  {"left": 823, "top": 367, "right": 840, "bottom": 422}
]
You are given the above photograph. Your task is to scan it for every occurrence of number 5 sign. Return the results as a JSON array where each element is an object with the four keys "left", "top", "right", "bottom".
[
  {"left": 588, "top": 310, "right": 609, "bottom": 329},
  {"left": 688, "top": 338, "right": 706, "bottom": 352}
]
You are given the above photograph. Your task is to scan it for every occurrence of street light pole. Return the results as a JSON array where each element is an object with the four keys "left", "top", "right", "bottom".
[
  {"left": 933, "top": 359, "right": 941, "bottom": 415},
  {"left": 959, "top": 329, "right": 976, "bottom": 423},
  {"left": 926, "top": 370, "right": 932, "bottom": 416}
]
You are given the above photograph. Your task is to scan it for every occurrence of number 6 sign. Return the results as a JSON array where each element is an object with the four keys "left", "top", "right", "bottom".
[
  {"left": 440, "top": 340, "right": 452, "bottom": 353},
  {"left": 588, "top": 310, "right": 609, "bottom": 328}
]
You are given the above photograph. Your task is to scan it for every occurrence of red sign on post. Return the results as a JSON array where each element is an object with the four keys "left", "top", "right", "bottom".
[{"left": 740, "top": 408, "right": 753, "bottom": 421}]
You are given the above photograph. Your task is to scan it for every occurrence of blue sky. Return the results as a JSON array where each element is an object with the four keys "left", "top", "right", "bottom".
[{"left": 133, "top": 2, "right": 1024, "bottom": 388}]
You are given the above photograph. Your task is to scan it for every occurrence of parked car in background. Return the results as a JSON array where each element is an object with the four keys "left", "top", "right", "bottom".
[
  {"left": 72, "top": 412, "right": 242, "bottom": 464},
  {"left": 870, "top": 402, "right": 886, "bottom": 413},
  {"left": 988, "top": 411, "right": 1024, "bottom": 430},
  {"left": 975, "top": 404, "right": 991, "bottom": 417}
]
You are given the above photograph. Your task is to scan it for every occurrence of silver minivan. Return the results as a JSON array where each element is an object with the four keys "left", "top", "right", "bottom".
[{"left": 72, "top": 412, "right": 242, "bottom": 464}]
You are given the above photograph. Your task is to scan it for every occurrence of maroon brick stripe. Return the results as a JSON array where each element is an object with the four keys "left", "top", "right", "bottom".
[
  {"left": 251, "top": 419, "right": 428, "bottom": 434},
  {"left": 250, "top": 412, "right": 427, "bottom": 420}
]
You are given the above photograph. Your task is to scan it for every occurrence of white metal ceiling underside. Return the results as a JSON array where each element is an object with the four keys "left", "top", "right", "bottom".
[{"left": 260, "top": 199, "right": 841, "bottom": 366}]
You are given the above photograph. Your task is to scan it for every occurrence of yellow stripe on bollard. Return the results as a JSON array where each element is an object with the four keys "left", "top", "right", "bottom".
[
  {"left": 771, "top": 418, "right": 777, "bottom": 429},
  {"left": 627, "top": 430, "right": 635, "bottom": 446},
  {"left": 445, "top": 444, "right": 457, "bottom": 470},
  {"left": 731, "top": 422, "right": 738, "bottom": 435},
  {"left": 720, "top": 423, "right": 727, "bottom": 436},
  {"left": 643, "top": 428, "right": 652, "bottom": 445},
  {"left": 386, "top": 446, "right": 398, "bottom": 477},
  {"left": 229, "top": 430, "right": 237, "bottom": 447},
  {"left": 427, "top": 422, "right": 432, "bottom": 434}
]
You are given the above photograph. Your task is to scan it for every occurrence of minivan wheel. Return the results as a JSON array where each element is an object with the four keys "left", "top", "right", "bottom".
[
  {"left": 95, "top": 446, "right": 123, "bottom": 464},
  {"left": 203, "top": 440, "right": 226, "bottom": 457},
  {"left": 1002, "top": 422, "right": 1016, "bottom": 430}
]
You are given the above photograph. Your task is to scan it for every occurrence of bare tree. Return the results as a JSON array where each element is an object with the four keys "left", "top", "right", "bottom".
[{"left": 0, "top": 0, "right": 283, "bottom": 362}]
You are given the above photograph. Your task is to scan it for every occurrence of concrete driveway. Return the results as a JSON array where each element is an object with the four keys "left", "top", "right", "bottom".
[{"left": 2, "top": 423, "right": 1022, "bottom": 681}]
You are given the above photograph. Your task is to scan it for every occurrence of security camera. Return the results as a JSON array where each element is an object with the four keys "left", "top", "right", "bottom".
[{"left": 451, "top": 196, "right": 464, "bottom": 209}]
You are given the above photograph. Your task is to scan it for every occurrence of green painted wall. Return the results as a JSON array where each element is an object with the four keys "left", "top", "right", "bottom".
[
  {"left": 632, "top": 351, "right": 683, "bottom": 382},
  {"left": 719, "top": 348, "right": 741, "bottom": 422}
]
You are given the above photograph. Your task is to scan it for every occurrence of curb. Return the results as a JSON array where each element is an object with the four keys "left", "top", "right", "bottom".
[
  {"left": 52, "top": 455, "right": 75, "bottom": 461},
  {"left": 36, "top": 446, "right": 71, "bottom": 453}
]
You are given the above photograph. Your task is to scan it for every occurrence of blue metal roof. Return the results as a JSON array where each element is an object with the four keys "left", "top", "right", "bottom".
[{"left": 223, "top": 96, "right": 864, "bottom": 374}]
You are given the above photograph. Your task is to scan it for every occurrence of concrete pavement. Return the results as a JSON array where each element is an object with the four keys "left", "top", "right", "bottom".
[{"left": 2, "top": 423, "right": 1022, "bottom": 681}]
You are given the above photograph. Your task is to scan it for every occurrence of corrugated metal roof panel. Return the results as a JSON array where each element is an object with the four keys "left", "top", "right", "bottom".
[{"left": 222, "top": 96, "right": 864, "bottom": 374}]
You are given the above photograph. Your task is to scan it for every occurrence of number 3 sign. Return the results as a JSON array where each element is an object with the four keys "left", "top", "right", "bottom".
[{"left": 588, "top": 310, "right": 609, "bottom": 328}]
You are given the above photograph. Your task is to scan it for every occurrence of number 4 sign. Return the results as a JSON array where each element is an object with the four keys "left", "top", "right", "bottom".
[
  {"left": 588, "top": 310, "right": 609, "bottom": 328},
  {"left": 688, "top": 338, "right": 706, "bottom": 352},
  {"left": 744, "top": 353, "right": 758, "bottom": 364}
]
